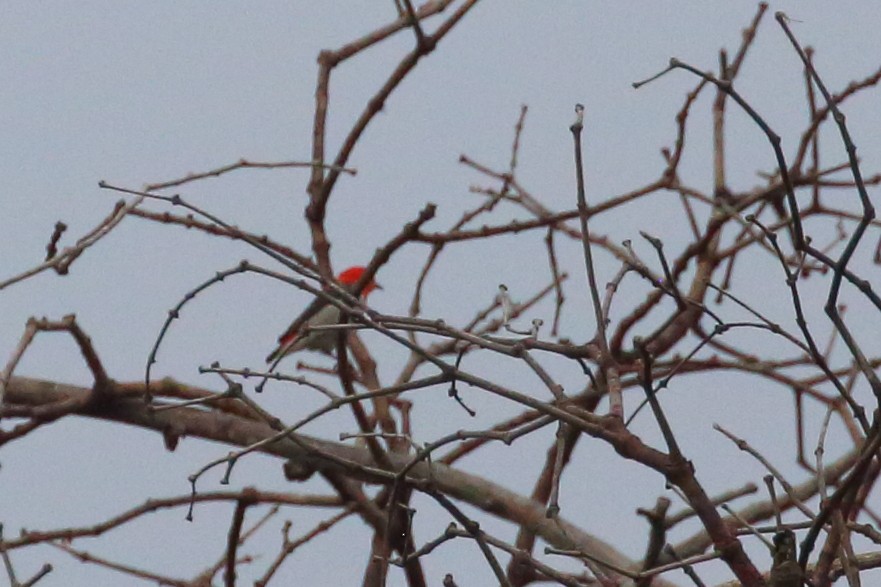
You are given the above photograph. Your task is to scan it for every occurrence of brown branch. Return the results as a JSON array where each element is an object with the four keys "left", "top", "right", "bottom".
[
  {"left": 223, "top": 494, "right": 251, "bottom": 587},
  {"left": 306, "top": 0, "right": 480, "bottom": 272},
  {"left": 3, "top": 375, "right": 662, "bottom": 583},
  {"left": 128, "top": 207, "right": 314, "bottom": 268},
  {"left": 144, "top": 158, "right": 356, "bottom": 192},
  {"left": 50, "top": 541, "right": 190, "bottom": 587},
  {"left": 0, "top": 198, "right": 137, "bottom": 291}
]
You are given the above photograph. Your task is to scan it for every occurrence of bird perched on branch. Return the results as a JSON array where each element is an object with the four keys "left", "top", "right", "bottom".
[{"left": 265, "top": 266, "right": 380, "bottom": 363}]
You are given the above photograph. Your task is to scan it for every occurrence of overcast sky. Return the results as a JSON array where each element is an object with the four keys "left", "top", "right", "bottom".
[{"left": 2, "top": 2, "right": 881, "bottom": 585}]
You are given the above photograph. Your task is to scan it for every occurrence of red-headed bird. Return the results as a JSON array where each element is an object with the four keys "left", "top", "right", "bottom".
[{"left": 266, "top": 266, "right": 379, "bottom": 363}]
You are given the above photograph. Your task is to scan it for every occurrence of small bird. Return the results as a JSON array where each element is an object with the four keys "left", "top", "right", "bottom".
[{"left": 265, "top": 266, "right": 380, "bottom": 364}]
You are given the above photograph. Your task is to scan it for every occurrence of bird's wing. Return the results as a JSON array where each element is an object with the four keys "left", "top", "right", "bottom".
[
  {"left": 267, "top": 279, "right": 365, "bottom": 363},
  {"left": 276, "top": 294, "right": 329, "bottom": 346},
  {"left": 265, "top": 295, "right": 330, "bottom": 363}
]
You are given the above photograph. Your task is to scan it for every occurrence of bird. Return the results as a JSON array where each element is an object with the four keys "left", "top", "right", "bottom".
[{"left": 265, "top": 266, "right": 379, "bottom": 364}]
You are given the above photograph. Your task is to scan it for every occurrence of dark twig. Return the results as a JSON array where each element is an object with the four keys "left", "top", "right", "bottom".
[
  {"left": 544, "top": 228, "right": 565, "bottom": 336},
  {"left": 776, "top": 12, "right": 881, "bottom": 403},
  {"left": 43, "top": 221, "right": 67, "bottom": 262},
  {"left": 636, "top": 497, "right": 671, "bottom": 587},
  {"left": 0, "top": 198, "right": 135, "bottom": 291},
  {"left": 223, "top": 495, "right": 252, "bottom": 587},
  {"left": 427, "top": 491, "right": 513, "bottom": 587},
  {"left": 570, "top": 105, "right": 607, "bottom": 353},
  {"left": 570, "top": 104, "right": 622, "bottom": 417},
  {"left": 636, "top": 341, "right": 682, "bottom": 459},
  {"left": 144, "top": 158, "right": 356, "bottom": 192}
]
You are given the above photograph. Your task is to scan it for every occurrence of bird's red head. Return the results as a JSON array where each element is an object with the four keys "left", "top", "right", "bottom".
[{"left": 337, "top": 266, "right": 380, "bottom": 297}]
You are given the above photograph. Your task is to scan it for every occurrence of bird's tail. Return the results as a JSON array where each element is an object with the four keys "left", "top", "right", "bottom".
[{"left": 265, "top": 348, "right": 279, "bottom": 364}]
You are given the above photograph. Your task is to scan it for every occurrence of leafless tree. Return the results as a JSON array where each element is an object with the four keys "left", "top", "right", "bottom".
[{"left": 2, "top": 3, "right": 881, "bottom": 586}]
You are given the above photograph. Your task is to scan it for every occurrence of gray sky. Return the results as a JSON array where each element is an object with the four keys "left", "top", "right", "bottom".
[{"left": 2, "top": 2, "right": 880, "bottom": 585}]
